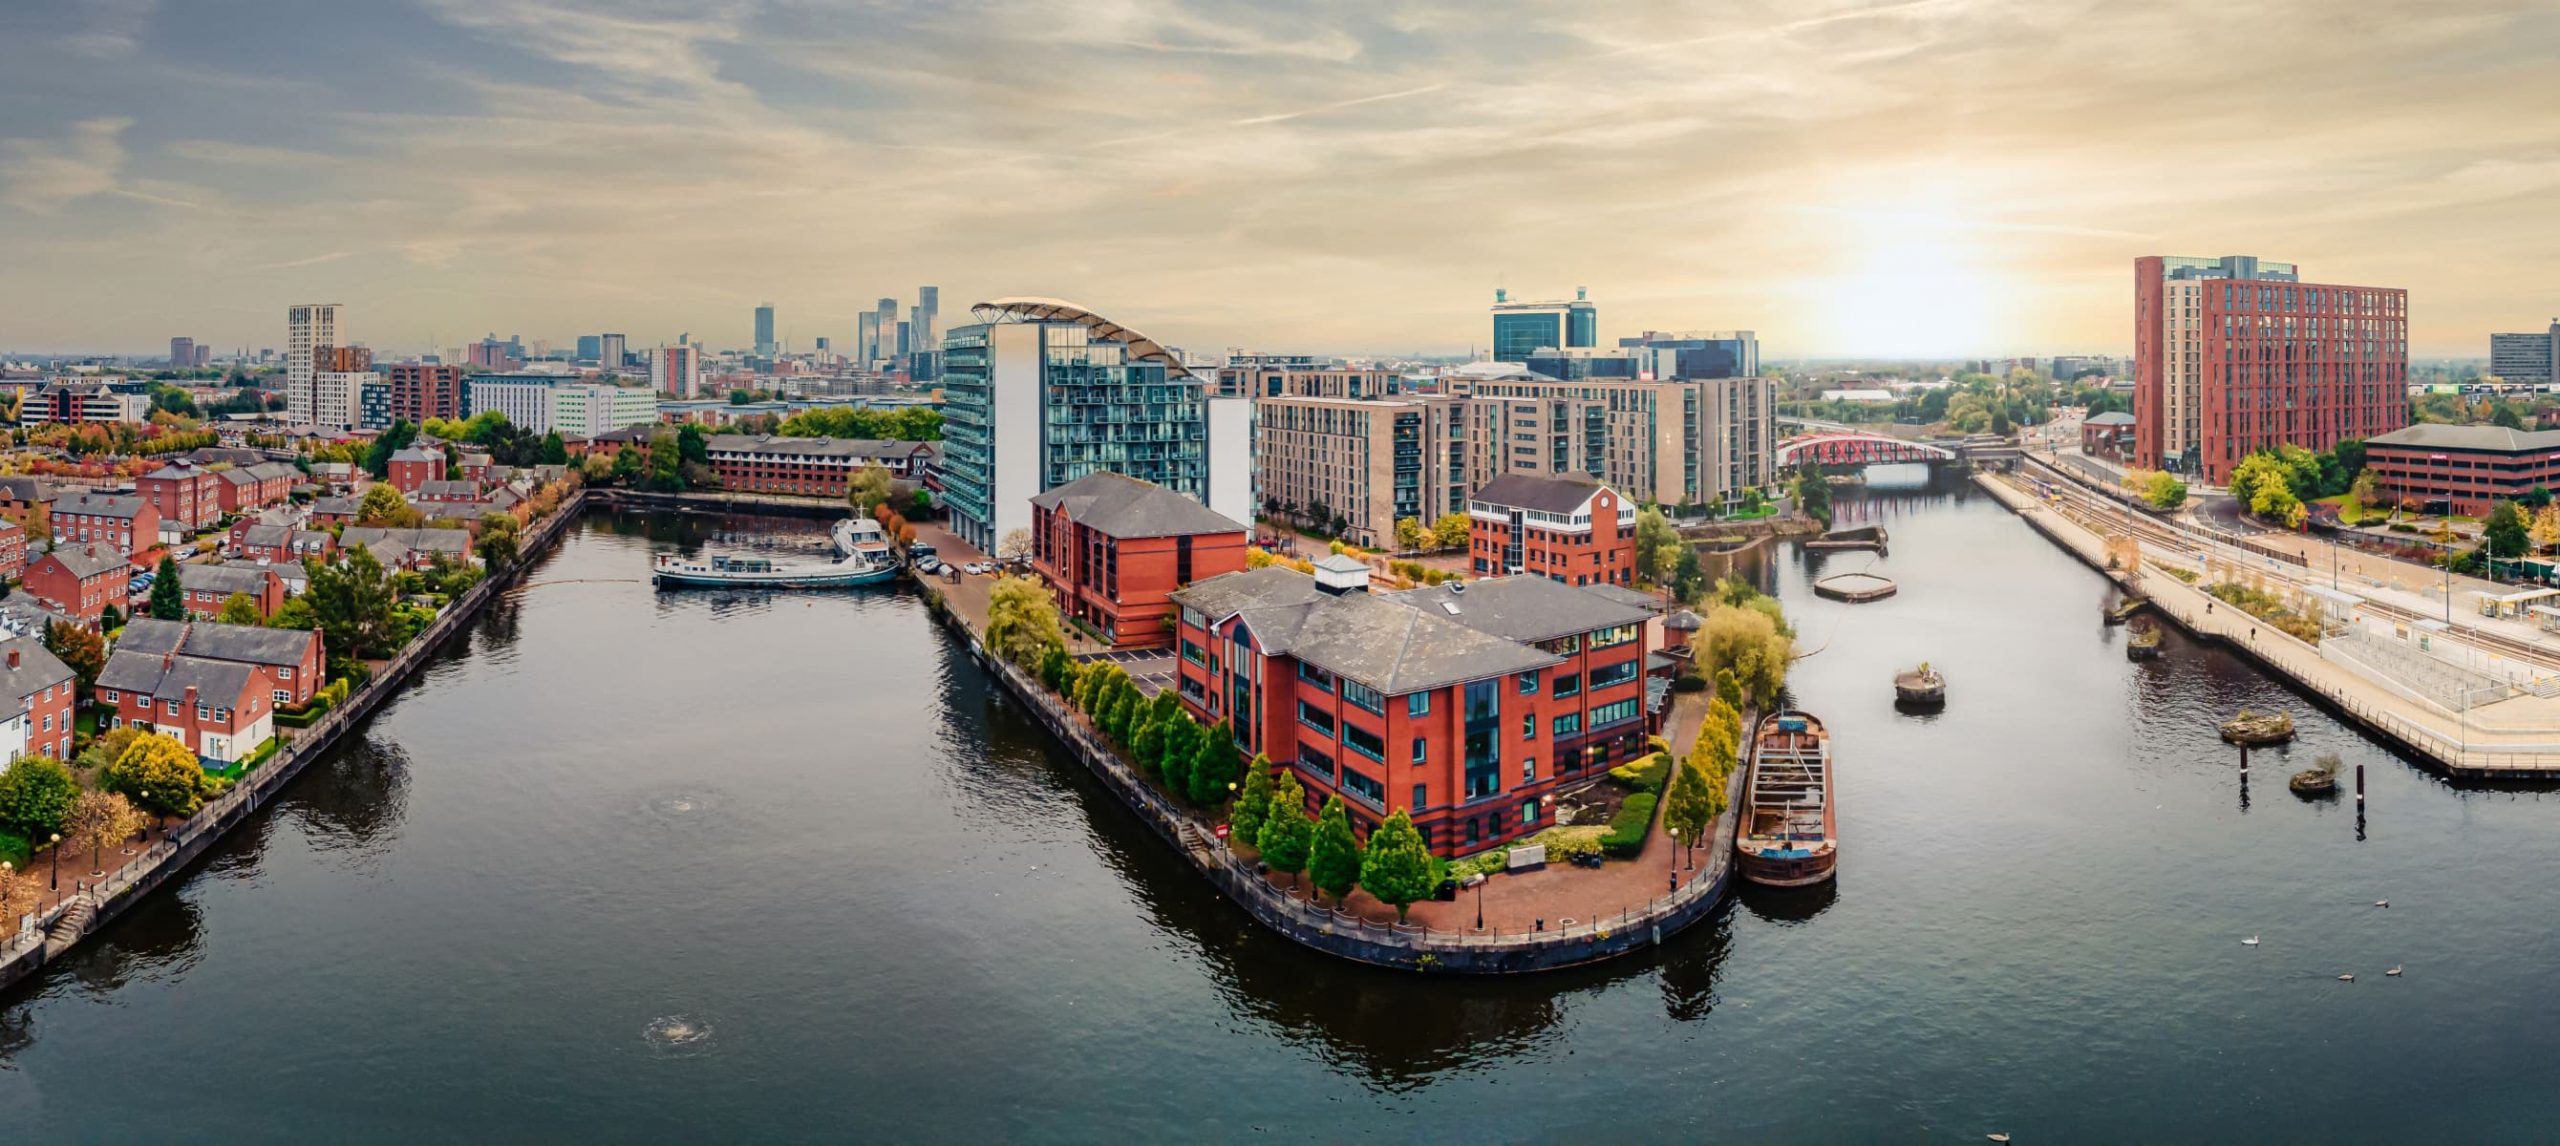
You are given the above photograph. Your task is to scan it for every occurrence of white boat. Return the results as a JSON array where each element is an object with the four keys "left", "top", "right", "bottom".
[{"left": 653, "top": 519, "right": 901, "bottom": 589}]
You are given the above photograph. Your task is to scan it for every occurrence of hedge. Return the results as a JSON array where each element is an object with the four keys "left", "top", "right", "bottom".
[
  {"left": 1599, "top": 793, "right": 1657, "bottom": 857},
  {"left": 1609, "top": 751, "right": 1671, "bottom": 795}
]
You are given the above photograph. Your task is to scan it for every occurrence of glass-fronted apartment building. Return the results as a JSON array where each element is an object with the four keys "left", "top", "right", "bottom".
[{"left": 942, "top": 307, "right": 1233, "bottom": 554}]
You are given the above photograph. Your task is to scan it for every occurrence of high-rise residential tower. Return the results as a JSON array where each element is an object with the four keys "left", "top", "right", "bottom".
[
  {"left": 2132, "top": 255, "right": 2408, "bottom": 481},
  {"left": 599, "top": 333, "right": 627, "bottom": 371},
  {"left": 286, "top": 303, "right": 340, "bottom": 425},
  {"left": 754, "top": 303, "right": 777, "bottom": 356},
  {"left": 650, "top": 345, "right": 701, "bottom": 398},
  {"left": 170, "top": 337, "right": 196, "bottom": 368}
]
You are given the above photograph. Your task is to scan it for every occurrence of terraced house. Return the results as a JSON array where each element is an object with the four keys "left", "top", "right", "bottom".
[
  {"left": 139, "top": 460, "right": 226, "bottom": 530},
  {"left": 116, "top": 618, "right": 325, "bottom": 708},
  {"left": 0, "top": 637, "right": 79, "bottom": 762},
  {"left": 96, "top": 647, "right": 275, "bottom": 764},
  {"left": 176, "top": 563, "right": 287, "bottom": 619},
  {"left": 1169, "top": 558, "right": 1655, "bottom": 855},
  {"left": 54, "top": 491, "right": 159, "bottom": 555}
]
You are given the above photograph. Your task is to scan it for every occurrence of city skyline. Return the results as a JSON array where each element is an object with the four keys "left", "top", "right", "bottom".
[{"left": 2, "top": 1, "right": 2554, "bottom": 358}]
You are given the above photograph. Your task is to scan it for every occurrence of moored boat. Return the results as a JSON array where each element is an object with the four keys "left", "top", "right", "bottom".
[
  {"left": 1736, "top": 711, "right": 1837, "bottom": 888},
  {"left": 654, "top": 518, "right": 901, "bottom": 589}
]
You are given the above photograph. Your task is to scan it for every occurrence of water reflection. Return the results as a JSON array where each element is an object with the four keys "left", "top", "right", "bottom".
[
  {"left": 60, "top": 895, "right": 206, "bottom": 997},
  {"left": 280, "top": 737, "right": 413, "bottom": 858}
]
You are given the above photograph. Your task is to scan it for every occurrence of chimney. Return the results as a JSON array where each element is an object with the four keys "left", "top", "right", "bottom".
[
  {"left": 185, "top": 685, "right": 199, "bottom": 708},
  {"left": 6, "top": 648, "right": 17, "bottom": 669}
]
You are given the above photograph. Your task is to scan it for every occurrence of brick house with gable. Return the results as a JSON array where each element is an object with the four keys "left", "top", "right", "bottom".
[
  {"left": 216, "top": 461, "right": 301, "bottom": 514},
  {"left": 1027, "top": 471, "right": 1249, "bottom": 650},
  {"left": 176, "top": 562, "right": 287, "bottom": 619},
  {"left": 0, "top": 519, "right": 24, "bottom": 581},
  {"left": 53, "top": 492, "right": 160, "bottom": 557},
  {"left": 388, "top": 448, "right": 444, "bottom": 494},
  {"left": 0, "top": 635, "right": 78, "bottom": 761},
  {"left": 22, "top": 542, "right": 130, "bottom": 626},
  {"left": 1466, "top": 474, "right": 1637, "bottom": 587},
  {"left": 116, "top": 618, "right": 325, "bottom": 708},
  {"left": 96, "top": 647, "right": 275, "bottom": 764},
  {"left": 139, "top": 460, "right": 225, "bottom": 531}
]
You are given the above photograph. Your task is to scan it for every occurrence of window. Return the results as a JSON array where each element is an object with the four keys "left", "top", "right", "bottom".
[
  {"left": 1411, "top": 783, "right": 1428, "bottom": 810},
  {"left": 1591, "top": 624, "right": 1638, "bottom": 649},
  {"left": 1340, "top": 767, "right": 1384, "bottom": 809},
  {"left": 1181, "top": 639, "right": 1204, "bottom": 666},
  {"left": 40, "top": 715, "right": 51, "bottom": 731},
  {"left": 1521, "top": 711, "right": 1535, "bottom": 740},
  {"left": 1342, "top": 721, "right": 1386, "bottom": 762},
  {"left": 1552, "top": 712, "right": 1582, "bottom": 737},
  {"left": 1521, "top": 797, "right": 1539, "bottom": 827},
  {"left": 1297, "top": 743, "right": 1335, "bottom": 781},
  {"left": 1521, "top": 757, "right": 1536, "bottom": 783},
  {"left": 273, "top": 690, "right": 290, "bottom": 704},
  {"left": 196, "top": 704, "right": 210, "bottom": 721},
  {"left": 1588, "top": 660, "right": 1640, "bottom": 689},
  {"left": 1517, "top": 671, "right": 1538, "bottom": 695},
  {"left": 1552, "top": 672, "right": 1579, "bottom": 698},
  {"left": 1406, "top": 692, "right": 1431, "bottom": 717},
  {"left": 1297, "top": 662, "right": 1335, "bottom": 692},
  {"left": 1341, "top": 679, "right": 1385, "bottom": 715},
  {"left": 1297, "top": 701, "right": 1335, "bottom": 737},
  {"left": 166, "top": 699, "right": 180, "bottom": 715},
  {"left": 1591, "top": 698, "right": 1641, "bottom": 728},
  {"left": 1411, "top": 737, "right": 1427, "bottom": 764}
]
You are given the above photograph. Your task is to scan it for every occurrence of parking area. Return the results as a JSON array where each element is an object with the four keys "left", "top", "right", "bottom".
[{"left": 1083, "top": 648, "right": 1177, "bottom": 696}]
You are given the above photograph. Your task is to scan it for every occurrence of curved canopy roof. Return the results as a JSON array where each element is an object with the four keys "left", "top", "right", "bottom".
[{"left": 972, "top": 297, "right": 1195, "bottom": 378}]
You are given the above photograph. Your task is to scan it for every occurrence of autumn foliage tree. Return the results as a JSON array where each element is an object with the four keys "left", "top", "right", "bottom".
[{"left": 102, "top": 731, "right": 219, "bottom": 816}]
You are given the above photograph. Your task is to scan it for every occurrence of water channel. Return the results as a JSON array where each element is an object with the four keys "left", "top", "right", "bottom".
[{"left": 5, "top": 478, "right": 2559, "bottom": 1139}]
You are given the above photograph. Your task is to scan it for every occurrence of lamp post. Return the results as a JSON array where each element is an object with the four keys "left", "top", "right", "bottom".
[
  {"left": 2434, "top": 453, "right": 2452, "bottom": 623},
  {"left": 50, "top": 833, "right": 61, "bottom": 890},
  {"left": 1474, "top": 877, "right": 1485, "bottom": 932}
]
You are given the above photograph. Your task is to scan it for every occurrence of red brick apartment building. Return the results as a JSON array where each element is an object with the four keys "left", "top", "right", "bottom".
[
  {"left": 54, "top": 492, "right": 160, "bottom": 556},
  {"left": 0, "top": 637, "right": 79, "bottom": 761},
  {"left": 0, "top": 520, "right": 24, "bottom": 581},
  {"left": 385, "top": 364, "right": 466, "bottom": 424},
  {"left": 1028, "top": 471, "right": 1248, "bottom": 649},
  {"left": 387, "top": 448, "right": 445, "bottom": 494},
  {"left": 139, "top": 461, "right": 225, "bottom": 531},
  {"left": 22, "top": 543, "right": 131, "bottom": 626},
  {"left": 1466, "top": 474, "right": 1636, "bottom": 587},
  {"left": 2133, "top": 254, "right": 2407, "bottom": 482},
  {"left": 702, "top": 434, "right": 939, "bottom": 496},
  {"left": 1170, "top": 561, "right": 1654, "bottom": 856},
  {"left": 95, "top": 648, "right": 275, "bottom": 764}
]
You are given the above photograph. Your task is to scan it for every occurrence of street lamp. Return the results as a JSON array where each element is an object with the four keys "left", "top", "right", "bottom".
[
  {"left": 49, "top": 833, "right": 60, "bottom": 890},
  {"left": 1474, "top": 877, "right": 1485, "bottom": 932},
  {"left": 2433, "top": 453, "right": 2451, "bottom": 623}
]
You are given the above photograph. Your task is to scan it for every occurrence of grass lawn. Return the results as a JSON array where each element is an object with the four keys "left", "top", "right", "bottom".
[
  {"left": 2315, "top": 494, "right": 2366, "bottom": 525},
  {"left": 0, "top": 828, "right": 28, "bottom": 870},
  {"left": 1723, "top": 504, "right": 1780, "bottom": 521}
]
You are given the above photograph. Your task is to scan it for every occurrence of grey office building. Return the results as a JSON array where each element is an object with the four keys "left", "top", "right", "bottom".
[{"left": 2491, "top": 321, "right": 2559, "bottom": 384}]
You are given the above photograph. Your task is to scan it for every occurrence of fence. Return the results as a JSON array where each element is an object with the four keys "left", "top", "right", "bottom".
[{"left": 4, "top": 491, "right": 591, "bottom": 988}]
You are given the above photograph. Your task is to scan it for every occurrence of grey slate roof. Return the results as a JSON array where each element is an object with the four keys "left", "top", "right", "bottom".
[
  {"left": 179, "top": 563, "right": 277, "bottom": 596},
  {"left": 417, "top": 480, "right": 482, "bottom": 499},
  {"left": 117, "top": 618, "right": 318, "bottom": 669},
  {"left": 312, "top": 495, "right": 361, "bottom": 517},
  {"left": 0, "top": 635, "right": 75, "bottom": 700},
  {"left": 0, "top": 476, "right": 54, "bottom": 503},
  {"left": 1388, "top": 576, "right": 1656, "bottom": 645},
  {"left": 96, "top": 649, "right": 256, "bottom": 703},
  {"left": 39, "top": 542, "right": 127, "bottom": 580},
  {"left": 341, "top": 526, "right": 472, "bottom": 555},
  {"left": 1027, "top": 471, "right": 1244, "bottom": 539},
  {"left": 389, "top": 448, "right": 442, "bottom": 464},
  {"left": 58, "top": 491, "right": 149, "bottom": 520},
  {"left": 1470, "top": 473, "right": 1609, "bottom": 516},
  {"left": 1171, "top": 567, "right": 1559, "bottom": 695},
  {"left": 2367, "top": 423, "right": 2560, "bottom": 453},
  {"left": 704, "top": 434, "right": 939, "bottom": 462},
  {"left": 1583, "top": 582, "right": 1664, "bottom": 614},
  {"left": 238, "top": 523, "right": 328, "bottom": 550},
  {"left": 2082, "top": 411, "right": 2137, "bottom": 427}
]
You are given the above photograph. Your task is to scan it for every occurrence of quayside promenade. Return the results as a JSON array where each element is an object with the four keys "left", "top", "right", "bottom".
[
  {"left": 1980, "top": 472, "right": 2560, "bottom": 778},
  {"left": 910, "top": 521, "right": 1750, "bottom": 973}
]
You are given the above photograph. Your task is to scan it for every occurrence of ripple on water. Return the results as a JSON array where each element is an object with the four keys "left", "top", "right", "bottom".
[
  {"left": 644, "top": 1015, "right": 715, "bottom": 1056},
  {"left": 641, "top": 788, "right": 728, "bottom": 829}
]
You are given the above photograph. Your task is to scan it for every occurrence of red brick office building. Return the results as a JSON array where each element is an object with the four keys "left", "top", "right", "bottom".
[
  {"left": 1028, "top": 471, "right": 1248, "bottom": 649},
  {"left": 1466, "top": 474, "right": 1636, "bottom": 587},
  {"left": 2363, "top": 424, "right": 2560, "bottom": 516},
  {"left": 2133, "top": 254, "right": 2407, "bottom": 482},
  {"left": 1169, "top": 562, "right": 1654, "bottom": 855}
]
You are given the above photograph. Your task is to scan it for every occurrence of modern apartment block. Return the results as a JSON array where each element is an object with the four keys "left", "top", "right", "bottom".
[
  {"left": 1490, "top": 288, "right": 1598, "bottom": 363},
  {"left": 649, "top": 344, "right": 702, "bottom": 398},
  {"left": 286, "top": 302, "right": 340, "bottom": 425},
  {"left": 2490, "top": 320, "right": 2559, "bottom": 384},
  {"left": 1170, "top": 561, "right": 1655, "bottom": 855},
  {"left": 1453, "top": 366, "right": 1777, "bottom": 508},
  {"left": 1254, "top": 394, "right": 1467, "bottom": 548},
  {"left": 1212, "top": 354, "right": 1401, "bottom": 400},
  {"left": 2133, "top": 255, "right": 2408, "bottom": 481},
  {"left": 939, "top": 298, "right": 1249, "bottom": 554},
  {"left": 385, "top": 363, "right": 467, "bottom": 424},
  {"left": 548, "top": 384, "right": 658, "bottom": 438}
]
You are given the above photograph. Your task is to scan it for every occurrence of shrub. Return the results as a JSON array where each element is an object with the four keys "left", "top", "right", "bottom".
[
  {"left": 1608, "top": 751, "right": 1672, "bottom": 795},
  {"left": 1599, "top": 793, "right": 1658, "bottom": 857}
]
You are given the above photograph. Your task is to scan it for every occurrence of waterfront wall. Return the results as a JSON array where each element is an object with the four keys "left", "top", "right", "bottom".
[
  {"left": 1, "top": 491, "right": 593, "bottom": 994},
  {"left": 917, "top": 582, "right": 1747, "bottom": 974},
  {"left": 589, "top": 488, "right": 848, "bottom": 520},
  {"left": 1976, "top": 472, "right": 2560, "bottom": 780}
]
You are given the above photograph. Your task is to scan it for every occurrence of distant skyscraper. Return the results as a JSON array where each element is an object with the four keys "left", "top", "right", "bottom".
[
  {"left": 857, "top": 311, "right": 879, "bottom": 365},
  {"left": 895, "top": 320, "right": 911, "bottom": 359},
  {"left": 754, "top": 303, "right": 777, "bottom": 356},
  {"left": 2490, "top": 320, "right": 2560, "bottom": 384},
  {"left": 917, "top": 285, "right": 939, "bottom": 350},
  {"left": 1489, "top": 287, "right": 1598, "bottom": 363},
  {"left": 286, "top": 303, "right": 341, "bottom": 425},
  {"left": 875, "top": 297, "right": 898, "bottom": 353},
  {"left": 576, "top": 334, "right": 602, "bottom": 363},
  {"left": 599, "top": 333, "right": 627, "bottom": 370},
  {"left": 169, "top": 337, "right": 196, "bottom": 368}
]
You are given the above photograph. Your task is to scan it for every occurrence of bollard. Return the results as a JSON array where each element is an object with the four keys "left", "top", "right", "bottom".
[
  {"left": 2239, "top": 744, "right": 2249, "bottom": 774},
  {"left": 2355, "top": 764, "right": 2365, "bottom": 804}
]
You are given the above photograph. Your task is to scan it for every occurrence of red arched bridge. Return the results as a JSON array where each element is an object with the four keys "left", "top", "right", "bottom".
[{"left": 1777, "top": 431, "right": 1957, "bottom": 467}]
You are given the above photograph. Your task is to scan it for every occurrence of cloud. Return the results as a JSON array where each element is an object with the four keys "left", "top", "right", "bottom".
[{"left": 0, "top": 117, "right": 133, "bottom": 214}]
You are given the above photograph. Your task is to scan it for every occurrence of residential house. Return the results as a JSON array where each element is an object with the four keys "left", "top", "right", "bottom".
[
  {"left": 310, "top": 495, "right": 362, "bottom": 527},
  {"left": 0, "top": 636, "right": 78, "bottom": 761},
  {"left": 22, "top": 542, "right": 131, "bottom": 625},
  {"left": 233, "top": 523, "right": 335, "bottom": 565},
  {"left": 216, "top": 461, "right": 300, "bottom": 514},
  {"left": 115, "top": 618, "right": 325, "bottom": 708},
  {"left": 0, "top": 476, "right": 55, "bottom": 537},
  {"left": 387, "top": 448, "right": 444, "bottom": 493},
  {"left": 339, "top": 526, "right": 474, "bottom": 570},
  {"left": 0, "top": 520, "right": 23, "bottom": 581},
  {"left": 176, "top": 563, "right": 287, "bottom": 619},
  {"left": 138, "top": 460, "right": 226, "bottom": 531},
  {"left": 1028, "top": 471, "right": 1250, "bottom": 649},
  {"left": 95, "top": 649, "right": 275, "bottom": 764},
  {"left": 53, "top": 491, "right": 160, "bottom": 556}
]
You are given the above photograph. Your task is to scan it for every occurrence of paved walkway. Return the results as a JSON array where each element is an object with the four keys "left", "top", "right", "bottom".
[{"left": 908, "top": 521, "right": 1113, "bottom": 658}]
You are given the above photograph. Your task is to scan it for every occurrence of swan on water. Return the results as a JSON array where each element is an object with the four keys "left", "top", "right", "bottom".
[
  {"left": 2374, "top": 899, "right": 2389, "bottom": 908},
  {"left": 2242, "top": 936, "right": 2260, "bottom": 947},
  {"left": 1987, "top": 1135, "right": 2011, "bottom": 1143},
  {"left": 2386, "top": 966, "right": 2403, "bottom": 977},
  {"left": 2338, "top": 973, "right": 2356, "bottom": 982}
]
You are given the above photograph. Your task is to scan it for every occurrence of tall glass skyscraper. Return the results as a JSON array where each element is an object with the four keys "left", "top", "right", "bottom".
[
  {"left": 753, "top": 303, "right": 777, "bottom": 356},
  {"left": 1488, "top": 288, "right": 1597, "bottom": 363}
]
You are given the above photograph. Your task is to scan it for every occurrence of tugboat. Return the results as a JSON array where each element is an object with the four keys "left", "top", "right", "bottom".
[
  {"left": 1894, "top": 663, "right": 1946, "bottom": 710},
  {"left": 2290, "top": 752, "right": 2342, "bottom": 797},
  {"left": 1736, "top": 711, "right": 1837, "bottom": 888},
  {"left": 2126, "top": 620, "right": 2163, "bottom": 660},
  {"left": 653, "top": 518, "right": 902, "bottom": 589},
  {"left": 2220, "top": 708, "right": 2297, "bottom": 746}
]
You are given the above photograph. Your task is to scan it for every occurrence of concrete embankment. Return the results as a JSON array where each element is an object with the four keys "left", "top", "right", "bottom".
[
  {"left": 910, "top": 577, "right": 1747, "bottom": 974},
  {"left": 1, "top": 492, "right": 592, "bottom": 994},
  {"left": 1977, "top": 473, "right": 2560, "bottom": 779}
]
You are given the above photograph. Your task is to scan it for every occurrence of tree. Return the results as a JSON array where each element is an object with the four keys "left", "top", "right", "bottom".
[
  {"left": 910, "top": 489, "right": 933, "bottom": 519},
  {"left": 357, "top": 483, "right": 420, "bottom": 528},
  {"left": 102, "top": 732, "right": 216, "bottom": 816},
  {"left": 0, "top": 860, "right": 42, "bottom": 926},
  {"left": 362, "top": 421, "right": 419, "bottom": 478},
  {"left": 64, "top": 789, "right": 147, "bottom": 877},
  {"left": 2485, "top": 500, "right": 2530, "bottom": 562},
  {"left": 1634, "top": 506, "right": 1678, "bottom": 587},
  {"left": 997, "top": 528, "right": 1034, "bottom": 562},
  {"left": 477, "top": 513, "right": 522, "bottom": 569},
  {"left": 217, "top": 593, "right": 262, "bottom": 625},
  {"left": 1231, "top": 756, "right": 1274, "bottom": 847},
  {"left": 43, "top": 620, "right": 105, "bottom": 687},
  {"left": 643, "top": 427, "right": 686, "bottom": 492},
  {"left": 147, "top": 554, "right": 186, "bottom": 620},
  {"left": 2494, "top": 404, "right": 2527, "bottom": 430},
  {"left": 1158, "top": 716, "right": 1197, "bottom": 790},
  {"left": 1358, "top": 809, "right": 1434, "bottom": 920},
  {"left": 1109, "top": 687, "right": 1142, "bottom": 745},
  {"left": 1699, "top": 604, "right": 1792, "bottom": 712},
  {"left": 1792, "top": 466, "right": 1833, "bottom": 529},
  {"left": 1187, "top": 722, "right": 1241, "bottom": 804},
  {"left": 983, "top": 575, "right": 1068, "bottom": 668},
  {"left": 1671, "top": 546, "right": 1707, "bottom": 605},
  {"left": 1394, "top": 517, "right": 1429, "bottom": 552},
  {"left": 1662, "top": 756, "right": 1717, "bottom": 868},
  {"left": 1131, "top": 718, "right": 1168, "bottom": 776},
  {"left": 0, "top": 755, "right": 79, "bottom": 837},
  {"left": 2532, "top": 503, "right": 2560, "bottom": 553},
  {"left": 1430, "top": 513, "right": 1471, "bottom": 551},
  {"left": 2144, "top": 471, "right": 2188, "bottom": 511},
  {"left": 2249, "top": 477, "right": 2302, "bottom": 525},
  {"left": 1307, "top": 796, "right": 1363, "bottom": 905},
  {"left": 307, "top": 544, "right": 401, "bottom": 659},
  {"left": 846, "top": 465, "right": 896, "bottom": 513}
]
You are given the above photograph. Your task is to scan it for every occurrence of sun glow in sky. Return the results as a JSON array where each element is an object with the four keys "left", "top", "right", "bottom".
[{"left": 0, "top": 0, "right": 2553, "bottom": 358}]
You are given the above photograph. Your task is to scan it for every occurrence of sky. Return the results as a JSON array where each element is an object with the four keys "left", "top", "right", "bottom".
[{"left": 0, "top": 0, "right": 2554, "bottom": 361}]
